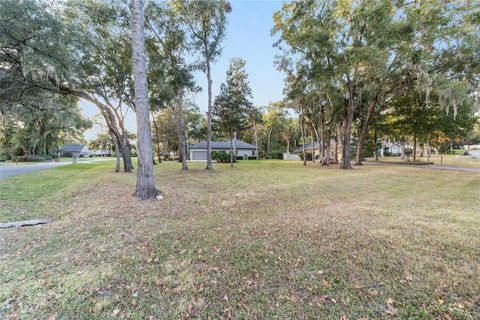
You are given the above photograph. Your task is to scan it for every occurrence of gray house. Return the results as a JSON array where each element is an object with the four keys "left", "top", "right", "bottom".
[
  {"left": 61, "top": 144, "right": 91, "bottom": 157},
  {"left": 189, "top": 140, "right": 256, "bottom": 160}
]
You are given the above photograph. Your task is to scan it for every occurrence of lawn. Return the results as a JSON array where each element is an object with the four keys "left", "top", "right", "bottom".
[
  {"left": 366, "top": 154, "right": 480, "bottom": 169},
  {"left": 1, "top": 161, "right": 479, "bottom": 319}
]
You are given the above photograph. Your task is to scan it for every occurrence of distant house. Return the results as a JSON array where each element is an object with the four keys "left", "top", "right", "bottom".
[
  {"left": 189, "top": 140, "right": 257, "bottom": 160},
  {"left": 92, "top": 149, "right": 112, "bottom": 157},
  {"left": 378, "top": 140, "right": 417, "bottom": 156},
  {"left": 61, "top": 144, "right": 91, "bottom": 157},
  {"left": 294, "top": 142, "right": 321, "bottom": 154}
]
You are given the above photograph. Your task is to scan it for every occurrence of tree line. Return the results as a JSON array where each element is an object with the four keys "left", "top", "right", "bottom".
[
  {"left": 273, "top": 0, "right": 479, "bottom": 168},
  {"left": 1, "top": 0, "right": 479, "bottom": 199}
]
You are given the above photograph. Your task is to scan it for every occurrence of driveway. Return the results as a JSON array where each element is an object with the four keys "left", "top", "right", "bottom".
[{"left": 0, "top": 162, "right": 69, "bottom": 180}]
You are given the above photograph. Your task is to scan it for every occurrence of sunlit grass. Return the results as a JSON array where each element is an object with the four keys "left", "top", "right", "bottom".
[{"left": 1, "top": 160, "right": 479, "bottom": 319}]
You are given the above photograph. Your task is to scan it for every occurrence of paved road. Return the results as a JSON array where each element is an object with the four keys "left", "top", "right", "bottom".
[{"left": 0, "top": 162, "right": 69, "bottom": 180}]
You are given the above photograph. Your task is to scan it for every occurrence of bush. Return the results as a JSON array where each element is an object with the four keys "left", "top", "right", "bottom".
[
  {"left": 235, "top": 156, "right": 243, "bottom": 161},
  {"left": 404, "top": 148, "right": 413, "bottom": 155},
  {"left": 270, "top": 152, "right": 283, "bottom": 160},
  {"left": 212, "top": 150, "right": 230, "bottom": 163},
  {"left": 299, "top": 152, "right": 313, "bottom": 161},
  {"left": 383, "top": 151, "right": 392, "bottom": 157},
  {"left": 13, "top": 155, "right": 47, "bottom": 162},
  {"left": 45, "top": 155, "right": 53, "bottom": 160},
  {"left": 247, "top": 156, "right": 257, "bottom": 160}
]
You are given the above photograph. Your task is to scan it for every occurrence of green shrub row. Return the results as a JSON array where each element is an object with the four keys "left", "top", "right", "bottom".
[{"left": 13, "top": 155, "right": 53, "bottom": 162}]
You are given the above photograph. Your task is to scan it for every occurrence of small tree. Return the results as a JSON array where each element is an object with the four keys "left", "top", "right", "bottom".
[{"left": 213, "top": 58, "right": 253, "bottom": 167}]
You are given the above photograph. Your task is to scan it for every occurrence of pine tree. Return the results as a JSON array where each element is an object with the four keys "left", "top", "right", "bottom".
[{"left": 213, "top": 58, "right": 253, "bottom": 167}]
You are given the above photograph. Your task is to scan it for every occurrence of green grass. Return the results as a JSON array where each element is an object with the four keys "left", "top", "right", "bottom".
[{"left": 1, "top": 160, "right": 479, "bottom": 319}]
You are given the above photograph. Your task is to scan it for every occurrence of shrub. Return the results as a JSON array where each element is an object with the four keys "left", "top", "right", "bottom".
[
  {"left": 247, "top": 156, "right": 257, "bottom": 160},
  {"left": 383, "top": 151, "right": 392, "bottom": 157},
  {"left": 298, "top": 152, "right": 313, "bottom": 161},
  {"left": 270, "top": 152, "right": 283, "bottom": 160},
  {"left": 404, "top": 148, "right": 413, "bottom": 155},
  {"left": 212, "top": 150, "right": 230, "bottom": 163},
  {"left": 13, "top": 155, "right": 47, "bottom": 162},
  {"left": 235, "top": 156, "right": 243, "bottom": 161}
]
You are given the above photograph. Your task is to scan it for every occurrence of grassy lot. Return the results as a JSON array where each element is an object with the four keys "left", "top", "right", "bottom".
[
  {"left": 366, "top": 154, "right": 480, "bottom": 169},
  {"left": 1, "top": 161, "right": 479, "bottom": 319}
]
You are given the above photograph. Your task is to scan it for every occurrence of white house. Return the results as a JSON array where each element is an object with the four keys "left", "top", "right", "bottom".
[{"left": 189, "top": 140, "right": 257, "bottom": 160}]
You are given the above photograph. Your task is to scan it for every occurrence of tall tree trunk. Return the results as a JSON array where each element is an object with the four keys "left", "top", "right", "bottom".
[
  {"left": 233, "top": 131, "right": 237, "bottom": 159},
  {"left": 205, "top": 56, "right": 213, "bottom": 170},
  {"left": 97, "top": 106, "right": 133, "bottom": 172},
  {"left": 174, "top": 96, "right": 187, "bottom": 171},
  {"left": 321, "top": 127, "right": 330, "bottom": 166},
  {"left": 229, "top": 129, "right": 234, "bottom": 167},
  {"left": 121, "top": 133, "right": 133, "bottom": 171},
  {"left": 111, "top": 131, "right": 121, "bottom": 173},
  {"left": 310, "top": 126, "right": 315, "bottom": 164},
  {"left": 413, "top": 134, "right": 417, "bottom": 163},
  {"left": 130, "top": 0, "right": 158, "bottom": 199},
  {"left": 267, "top": 130, "right": 272, "bottom": 159},
  {"left": 340, "top": 100, "right": 354, "bottom": 169},
  {"left": 300, "top": 104, "right": 306, "bottom": 166},
  {"left": 286, "top": 140, "right": 290, "bottom": 155},
  {"left": 355, "top": 96, "right": 378, "bottom": 165},
  {"left": 152, "top": 113, "right": 162, "bottom": 163},
  {"left": 254, "top": 122, "right": 259, "bottom": 160},
  {"left": 374, "top": 126, "right": 378, "bottom": 161},
  {"left": 334, "top": 133, "right": 339, "bottom": 164},
  {"left": 400, "top": 138, "right": 405, "bottom": 159},
  {"left": 314, "top": 126, "right": 322, "bottom": 165}
]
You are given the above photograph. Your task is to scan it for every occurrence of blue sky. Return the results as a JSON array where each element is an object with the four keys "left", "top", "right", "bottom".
[{"left": 81, "top": 0, "right": 285, "bottom": 140}]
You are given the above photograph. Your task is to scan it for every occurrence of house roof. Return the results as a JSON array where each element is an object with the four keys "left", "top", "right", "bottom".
[
  {"left": 190, "top": 140, "right": 256, "bottom": 150},
  {"left": 61, "top": 144, "right": 85, "bottom": 152},
  {"left": 294, "top": 142, "right": 320, "bottom": 153}
]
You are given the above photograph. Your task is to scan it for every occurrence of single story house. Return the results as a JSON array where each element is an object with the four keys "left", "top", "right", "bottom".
[
  {"left": 189, "top": 140, "right": 256, "bottom": 160},
  {"left": 61, "top": 144, "right": 91, "bottom": 157},
  {"left": 294, "top": 142, "right": 321, "bottom": 154}
]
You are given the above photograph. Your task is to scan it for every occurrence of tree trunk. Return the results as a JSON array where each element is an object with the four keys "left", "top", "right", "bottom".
[
  {"left": 355, "top": 96, "right": 378, "bottom": 165},
  {"left": 111, "top": 131, "right": 121, "bottom": 173},
  {"left": 321, "top": 127, "right": 330, "bottom": 166},
  {"left": 121, "top": 133, "right": 133, "bottom": 171},
  {"left": 340, "top": 101, "right": 354, "bottom": 169},
  {"left": 152, "top": 113, "right": 162, "bottom": 163},
  {"left": 98, "top": 106, "right": 133, "bottom": 172},
  {"left": 205, "top": 56, "right": 213, "bottom": 170},
  {"left": 233, "top": 131, "right": 237, "bottom": 159},
  {"left": 254, "top": 122, "right": 259, "bottom": 160},
  {"left": 374, "top": 126, "right": 378, "bottom": 161},
  {"left": 314, "top": 126, "right": 322, "bottom": 165},
  {"left": 229, "top": 129, "right": 234, "bottom": 167},
  {"left": 130, "top": 0, "right": 158, "bottom": 199},
  {"left": 173, "top": 95, "right": 188, "bottom": 171},
  {"left": 267, "top": 130, "right": 272, "bottom": 159},
  {"left": 300, "top": 104, "right": 306, "bottom": 166},
  {"left": 310, "top": 126, "right": 315, "bottom": 164},
  {"left": 413, "top": 134, "right": 417, "bottom": 163},
  {"left": 334, "top": 133, "right": 339, "bottom": 164},
  {"left": 400, "top": 138, "right": 405, "bottom": 159}
]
